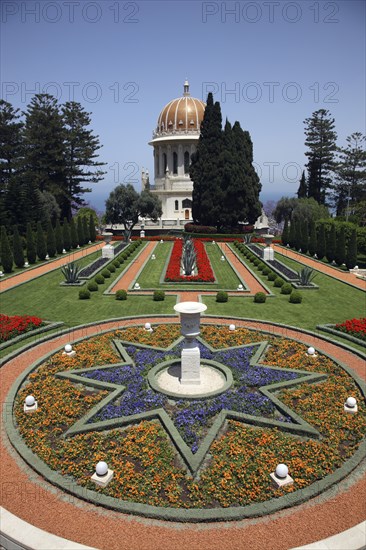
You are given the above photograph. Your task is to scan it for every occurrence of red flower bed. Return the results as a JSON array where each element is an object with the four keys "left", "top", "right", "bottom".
[
  {"left": 335, "top": 318, "right": 366, "bottom": 342},
  {"left": 165, "top": 239, "right": 215, "bottom": 282},
  {"left": 0, "top": 314, "right": 44, "bottom": 343}
]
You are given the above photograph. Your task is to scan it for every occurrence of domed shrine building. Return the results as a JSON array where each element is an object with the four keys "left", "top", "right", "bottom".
[{"left": 145, "top": 81, "right": 205, "bottom": 223}]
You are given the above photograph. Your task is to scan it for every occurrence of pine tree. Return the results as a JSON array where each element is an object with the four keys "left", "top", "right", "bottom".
[
  {"left": 46, "top": 218, "right": 56, "bottom": 257},
  {"left": 26, "top": 223, "right": 36, "bottom": 264},
  {"left": 82, "top": 216, "right": 89, "bottom": 243},
  {"left": 345, "top": 227, "right": 357, "bottom": 269},
  {"left": 308, "top": 221, "right": 317, "bottom": 256},
  {"left": 77, "top": 216, "right": 85, "bottom": 246},
  {"left": 62, "top": 102, "right": 106, "bottom": 219},
  {"left": 0, "top": 225, "right": 13, "bottom": 273},
  {"left": 335, "top": 225, "right": 346, "bottom": 265},
  {"left": 281, "top": 218, "right": 289, "bottom": 246},
  {"left": 297, "top": 170, "right": 307, "bottom": 198},
  {"left": 55, "top": 218, "right": 64, "bottom": 254},
  {"left": 62, "top": 218, "right": 71, "bottom": 251},
  {"left": 300, "top": 219, "right": 309, "bottom": 253},
  {"left": 89, "top": 213, "right": 96, "bottom": 242},
  {"left": 36, "top": 221, "right": 47, "bottom": 260},
  {"left": 326, "top": 223, "right": 336, "bottom": 263},
  {"left": 190, "top": 93, "right": 224, "bottom": 227},
  {"left": 304, "top": 109, "right": 337, "bottom": 204},
  {"left": 316, "top": 223, "right": 326, "bottom": 260},
  {"left": 12, "top": 226, "right": 24, "bottom": 268},
  {"left": 70, "top": 217, "right": 78, "bottom": 248}
]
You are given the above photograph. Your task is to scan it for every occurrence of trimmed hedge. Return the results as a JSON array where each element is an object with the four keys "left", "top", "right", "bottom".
[
  {"left": 254, "top": 292, "right": 266, "bottom": 303},
  {"left": 289, "top": 290, "right": 303, "bottom": 303},
  {"left": 153, "top": 290, "right": 165, "bottom": 301},
  {"left": 116, "top": 289, "right": 128, "bottom": 300},
  {"left": 79, "top": 289, "right": 91, "bottom": 300},
  {"left": 95, "top": 274, "right": 105, "bottom": 284},
  {"left": 87, "top": 281, "right": 98, "bottom": 292},
  {"left": 281, "top": 283, "right": 292, "bottom": 295},
  {"left": 216, "top": 291, "right": 228, "bottom": 303}
]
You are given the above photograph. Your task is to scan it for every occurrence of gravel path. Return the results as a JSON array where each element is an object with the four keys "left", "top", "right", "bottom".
[
  {"left": 1, "top": 317, "right": 365, "bottom": 550},
  {"left": 109, "top": 241, "right": 157, "bottom": 292}
]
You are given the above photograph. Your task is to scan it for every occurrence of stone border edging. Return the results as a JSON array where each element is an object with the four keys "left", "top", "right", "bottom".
[
  {"left": 317, "top": 324, "right": 366, "bottom": 349},
  {"left": 3, "top": 317, "right": 366, "bottom": 522},
  {"left": 102, "top": 241, "right": 149, "bottom": 294},
  {"left": 0, "top": 321, "right": 64, "bottom": 352},
  {"left": 228, "top": 245, "right": 274, "bottom": 295}
]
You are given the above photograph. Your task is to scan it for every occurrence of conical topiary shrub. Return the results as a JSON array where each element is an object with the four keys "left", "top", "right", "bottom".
[
  {"left": 0, "top": 226, "right": 14, "bottom": 273},
  {"left": 26, "top": 223, "right": 36, "bottom": 264},
  {"left": 46, "top": 218, "right": 56, "bottom": 258},
  {"left": 36, "top": 221, "right": 47, "bottom": 261},
  {"left": 62, "top": 218, "right": 71, "bottom": 251},
  {"left": 89, "top": 213, "right": 96, "bottom": 242},
  {"left": 13, "top": 226, "right": 24, "bottom": 268},
  {"left": 55, "top": 219, "right": 64, "bottom": 254},
  {"left": 70, "top": 217, "right": 78, "bottom": 248}
]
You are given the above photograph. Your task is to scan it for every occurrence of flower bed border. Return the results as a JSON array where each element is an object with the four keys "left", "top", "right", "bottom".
[
  {"left": 3, "top": 318, "right": 366, "bottom": 522},
  {"left": 317, "top": 323, "right": 366, "bottom": 349},
  {"left": 164, "top": 239, "right": 215, "bottom": 283},
  {"left": 0, "top": 320, "right": 64, "bottom": 352}
]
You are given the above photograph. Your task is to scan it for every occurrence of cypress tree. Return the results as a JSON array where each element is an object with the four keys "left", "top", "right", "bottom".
[
  {"left": 300, "top": 219, "right": 309, "bottom": 253},
  {"left": 77, "top": 216, "right": 85, "bottom": 245},
  {"left": 12, "top": 226, "right": 24, "bottom": 268},
  {"left": 26, "top": 223, "right": 36, "bottom": 264},
  {"left": 297, "top": 170, "right": 307, "bottom": 198},
  {"left": 316, "top": 223, "right": 326, "bottom": 260},
  {"left": 62, "top": 217, "right": 71, "bottom": 251},
  {"left": 326, "top": 223, "right": 336, "bottom": 263},
  {"left": 335, "top": 226, "right": 346, "bottom": 265},
  {"left": 55, "top": 218, "right": 64, "bottom": 253},
  {"left": 70, "top": 217, "right": 78, "bottom": 248},
  {"left": 89, "top": 213, "right": 96, "bottom": 242},
  {"left": 281, "top": 218, "right": 289, "bottom": 246},
  {"left": 308, "top": 221, "right": 317, "bottom": 256},
  {"left": 36, "top": 221, "right": 47, "bottom": 260},
  {"left": 294, "top": 218, "right": 302, "bottom": 250},
  {"left": 46, "top": 218, "right": 56, "bottom": 257},
  {"left": 288, "top": 220, "right": 296, "bottom": 249},
  {"left": 0, "top": 226, "right": 14, "bottom": 273},
  {"left": 83, "top": 216, "right": 89, "bottom": 243},
  {"left": 345, "top": 228, "right": 357, "bottom": 269}
]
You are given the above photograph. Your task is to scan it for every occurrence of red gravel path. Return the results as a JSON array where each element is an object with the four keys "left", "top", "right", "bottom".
[
  {"left": 110, "top": 242, "right": 157, "bottom": 292},
  {"left": 1, "top": 317, "right": 365, "bottom": 550}
]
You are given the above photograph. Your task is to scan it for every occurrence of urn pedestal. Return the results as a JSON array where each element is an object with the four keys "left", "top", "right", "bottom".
[{"left": 174, "top": 302, "right": 207, "bottom": 385}]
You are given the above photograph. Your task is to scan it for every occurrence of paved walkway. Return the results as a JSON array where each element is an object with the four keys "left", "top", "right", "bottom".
[
  {"left": 273, "top": 245, "right": 366, "bottom": 291},
  {"left": 1, "top": 317, "right": 365, "bottom": 550},
  {"left": 0, "top": 242, "right": 105, "bottom": 293},
  {"left": 110, "top": 241, "right": 157, "bottom": 292}
]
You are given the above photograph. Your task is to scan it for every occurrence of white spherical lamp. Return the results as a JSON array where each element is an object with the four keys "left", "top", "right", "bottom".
[
  {"left": 275, "top": 463, "right": 289, "bottom": 479},
  {"left": 229, "top": 324, "right": 236, "bottom": 331},
  {"left": 64, "top": 344, "right": 73, "bottom": 353},
  {"left": 346, "top": 397, "right": 357, "bottom": 408},
  {"left": 221, "top": 255, "right": 225, "bottom": 261},
  {"left": 145, "top": 322, "right": 151, "bottom": 331},
  {"left": 95, "top": 461, "right": 108, "bottom": 477},
  {"left": 237, "top": 284, "right": 243, "bottom": 291},
  {"left": 25, "top": 395, "right": 35, "bottom": 407},
  {"left": 307, "top": 346, "right": 315, "bottom": 356}
]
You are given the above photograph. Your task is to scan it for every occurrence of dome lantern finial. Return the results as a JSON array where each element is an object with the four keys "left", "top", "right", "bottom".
[{"left": 183, "top": 79, "right": 190, "bottom": 97}]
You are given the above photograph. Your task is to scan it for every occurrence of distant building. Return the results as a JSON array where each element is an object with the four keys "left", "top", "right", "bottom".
[{"left": 146, "top": 80, "right": 205, "bottom": 223}]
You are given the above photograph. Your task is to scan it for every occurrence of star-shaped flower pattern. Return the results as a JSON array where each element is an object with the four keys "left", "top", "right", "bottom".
[{"left": 56, "top": 337, "right": 326, "bottom": 474}]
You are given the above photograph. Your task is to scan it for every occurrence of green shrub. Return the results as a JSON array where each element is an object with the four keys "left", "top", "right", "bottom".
[
  {"left": 95, "top": 274, "right": 105, "bottom": 284},
  {"left": 26, "top": 223, "right": 36, "bottom": 264},
  {"left": 153, "top": 290, "right": 165, "bottom": 301},
  {"left": 79, "top": 289, "right": 91, "bottom": 300},
  {"left": 108, "top": 264, "right": 116, "bottom": 272},
  {"left": 257, "top": 263, "right": 265, "bottom": 271},
  {"left": 289, "top": 290, "right": 302, "bottom": 303},
  {"left": 262, "top": 267, "right": 270, "bottom": 276},
  {"left": 116, "top": 289, "right": 128, "bottom": 300},
  {"left": 216, "top": 291, "right": 228, "bottom": 303},
  {"left": 281, "top": 283, "right": 292, "bottom": 295},
  {"left": 87, "top": 281, "right": 98, "bottom": 292},
  {"left": 254, "top": 258, "right": 260, "bottom": 266},
  {"left": 46, "top": 219, "right": 56, "bottom": 258},
  {"left": 36, "top": 221, "right": 47, "bottom": 261},
  {"left": 113, "top": 260, "right": 120, "bottom": 268},
  {"left": 267, "top": 272, "right": 276, "bottom": 281},
  {"left": 0, "top": 226, "right": 14, "bottom": 273},
  {"left": 274, "top": 277, "right": 285, "bottom": 287},
  {"left": 254, "top": 292, "right": 266, "bottom": 303},
  {"left": 13, "top": 226, "right": 24, "bottom": 268},
  {"left": 101, "top": 269, "right": 111, "bottom": 278}
]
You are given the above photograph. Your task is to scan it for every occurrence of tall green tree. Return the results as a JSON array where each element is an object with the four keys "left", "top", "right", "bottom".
[
  {"left": 89, "top": 213, "right": 96, "bottom": 242},
  {"left": 12, "top": 226, "right": 24, "bottom": 268},
  {"left": 326, "top": 223, "right": 336, "bottom": 263},
  {"left": 345, "top": 228, "right": 357, "bottom": 269},
  {"left": 0, "top": 100, "right": 24, "bottom": 229},
  {"left": 61, "top": 102, "right": 106, "bottom": 219},
  {"left": 26, "top": 223, "right": 36, "bottom": 264},
  {"left": 62, "top": 218, "right": 71, "bottom": 251},
  {"left": 281, "top": 218, "right": 289, "bottom": 246},
  {"left": 308, "top": 221, "right": 317, "bottom": 256},
  {"left": 304, "top": 109, "right": 337, "bottom": 204},
  {"left": 46, "top": 218, "right": 56, "bottom": 257},
  {"left": 105, "top": 184, "right": 162, "bottom": 241},
  {"left": 288, "top": 220, "right": 296, "bottom": 249},
  {"left": 316, "top": 223, "right": 326, "bottom": 260},
  {"left": 297, "top": 170, "right": 307, "bottom": 198},
  {"left": 335, "top": 225, "right": 346, "bottom": 265},
  {"left": 83, "top": 216, "right": 89, "bottom": 243},
  {"left": 36, "top": 221, "right": 47, "bottom": 260},
  {"left": 77, "top": 216, "right": 85, "bottom": 245},
  {"left": 70, "top": 217, "right": 78, "bottom": 248},
  {"left": 55, "top": 218, "right": 64, "bottom": 254},
  {"left": 332, "top": 132, "right": 366, "bottom": 218},
  {"left": 300, "top": 219, "right": 309, "bottom": 253},
  {"left": 0, "top": 226, "right": 13, "bottom": 273},
  {"left": 190, "top": 93, "right": 224, "bottom": 226}
]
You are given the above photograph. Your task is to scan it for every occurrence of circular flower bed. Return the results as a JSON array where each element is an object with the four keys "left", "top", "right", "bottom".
[{"left": 8, "top": 324, "right": 366, "bottom": 520}]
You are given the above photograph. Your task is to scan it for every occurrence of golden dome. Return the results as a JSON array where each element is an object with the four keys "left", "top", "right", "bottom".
[{"left": 156, "top": 81, "right": 206, "bottom": 135}]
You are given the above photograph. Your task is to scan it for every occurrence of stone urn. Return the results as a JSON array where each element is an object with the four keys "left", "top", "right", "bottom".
[{"left": 174, "top": 302, "right": 207, "bottom": 384}]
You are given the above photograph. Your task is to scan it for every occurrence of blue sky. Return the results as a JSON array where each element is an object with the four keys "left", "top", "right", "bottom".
[{"left": 1, "top": 0, "right": 365, "bottom": 211}]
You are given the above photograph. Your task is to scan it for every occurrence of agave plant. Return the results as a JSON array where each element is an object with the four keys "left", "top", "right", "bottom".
[
  {"left": 243, "top": 234, "right": 252, "bottom": 244},
  {"left": 61, "top": 261, "right": 81, "bottom": 283},
  {"left": 182, "top": 237, "right": 196, "bottom": 276},
  {"left": 297, "top": 266, "right": 317, "bottom": 286}
]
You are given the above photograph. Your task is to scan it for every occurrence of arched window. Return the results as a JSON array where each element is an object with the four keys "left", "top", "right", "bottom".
[
  {"left": 175, "top": 200, "right": 179, "bottom": 211},
  {"left": 184, "top": 151, "right": 190, "bottom": 174},
  {"left": 173, "top": 152, "right": 178, "bottom": 174},
  {"left": 163, "top": 153, "right": 167, "bottom": 173}
]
